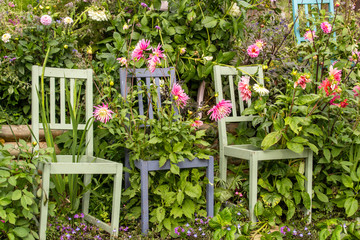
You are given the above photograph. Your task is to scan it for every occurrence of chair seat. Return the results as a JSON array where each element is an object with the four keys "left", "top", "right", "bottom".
[{"left": 224, "top": 144, "right": 311, "bottom": 161}]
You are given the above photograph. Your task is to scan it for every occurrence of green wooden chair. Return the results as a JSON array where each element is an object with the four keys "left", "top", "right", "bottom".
[
  {"left": 213, "top": 65, "right": 313, "bottom": 222},
  {"left": 31, "top": 66, "right": 123, "bottom": 239}
]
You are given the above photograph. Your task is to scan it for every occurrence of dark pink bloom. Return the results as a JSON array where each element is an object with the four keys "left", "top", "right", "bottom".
[
  {"left": 137, "top": 39, "right": 150, "bottom": 50},
  {"left": 171, "top": 83, "right": 190, "bottom": 108},
  {"left": 353, "top": 85, "right": 360, "bottom": 97},
  {"left": 294, "top": 75, "right": 311, "bottom": 89},
  {"left": 247, "top": 44, "right": 260, "bottom": 58},
  {"left": 151, "top": 44, "right": 164, "bottom": 60},
  {"left": 330, "top": 95, "right": 340, "bottom": 105},
  {"left": 340, "top": 99, "right": 348, "bottom": 108},
  {"left": 207, "top": 99, "right": 232, "bottom": 121},
  {"left": 155, "top": 25, "right": 161, "bottom": 30},
  {"left": 319, "top": 78, "right": 339, "bottom": 96},
  {"left": 148, "top": 58, "right": 157, "bottom": 73},
  {"left": 238, "top": 76, "right": 251, "bottom": 101},
  {"left": 93, "top": 103, "right": 114, "bottom": 123},
  {"left": 191, "top": 120, "right": 203, "bottom": 129},
  {"left": 321, "top": 22, "right": 332, "bottom": 34},
  {"left": 131, "top": 39, "right": 150, "bottom": 61}
]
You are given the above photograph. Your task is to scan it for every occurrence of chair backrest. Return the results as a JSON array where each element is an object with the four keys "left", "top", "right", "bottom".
[
  {"left": 119, "top": 67, "right": 176, "bottom": 119},
  {"left": 213, "top": 65, "right": 264, "bottom": 146},
  {"left": 292, "top": 0, "right": 335, "bottom": 44},
  {"left": 31, "top": 66, "right": 94, "bottom": 156}
]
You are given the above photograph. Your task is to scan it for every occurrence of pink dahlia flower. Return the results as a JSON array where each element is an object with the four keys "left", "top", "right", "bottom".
[
  {"left": 148, "top": 58, "right": 157, "bottom": 73},
  {"left": 353, "top": 85, "right": 360, "bottom": 97},
  {"left": 152, "top": 44, "right": 164, "bottom": 60},
  {"left": 137, "top": 39, "right": 150, "bottom": 50},
  {"left": 40, "top": 15, "right": 52, "bottom": 26},
  {"left": 238, "top": 76, "right": 252, "bottom": 101},
  {"left": 304, "top": 30, "right": 317, "bottom": 42},
  {"left": 319, "top": 78, "right": 339, "bottom": 96},
  {"left": 93, "top": 103, "right": 114, "bottom": 123},
  {"left": 320, "top": 22, "right": 332, "bottom": 34},
  {"left": 171, "top": 83, "right": 190, "bottom": 108},
  {"left": 247, "top": 44, "right": 260, "bottom": 58},
  {"left": 117, "top": 57, "right": 128, "bottom": 67},
  {"left": 207, "top": 99, "right": 233, "bottom": 121},
  {"left": 294, "top": 75, "right": 311, "bottom": 89},
  {"left": 191, "top": 120, "right": 203, "bottom": 129},
  {"left": 328, "top": 66, "right": 341, "bottom": 82}
]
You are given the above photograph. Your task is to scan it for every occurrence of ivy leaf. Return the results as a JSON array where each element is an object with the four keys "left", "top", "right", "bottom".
[
  {"left": 163, "top": 218, "right": 172, "bottom": 231},
  {"left": 182, "top": 199, "right": 195, "bottom": 218},
  {"left": 344, "top": 197, "right": 358, "bottom": 217},
  {"left": 185, "top": 183, "right": 202, "bottom": 199},
  {"left": 261, "top": 131, "right": 282, "bottom": 150},
  {"left": 170, "top": 164, "right": 180, "bottom": 175},
  {"left": 276, "top": 178, "right": 293, "bottom": 197},
  {"left": 156, "top": 207, "right": 165, "bottom": 223},
  {"left": 159, "top": 156, "right": 167, "bottom": 168},
  {"left": 173, "top": 142, "right": 184, "bottom": 153}
]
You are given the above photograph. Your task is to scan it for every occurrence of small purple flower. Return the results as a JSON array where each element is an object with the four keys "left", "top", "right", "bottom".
[
  {"left": 185, "top": 223, "right": 190, "bottom": 227},
  {"left": 141, "top": 2, "right": 148, "bottom": 8},
  {"left": 304, "top": 227, "right": 308, "bottom": 231},
  {"left": 155, "top": 25, "right": 161, "bottom": 30},
  {"left": 227, "top": 227, "right": 231, "bottom": 231},
  {"left": 308, "top": 232, "right": 311, "bottom": 235},
  {"left": 80, "top": 213, "right": 84, "bottom": 218},
  {"left": 4, "top": 56, "right": 8, "bottom": 59},
  {"left": 198, "top": 227, "right": 202, "bottom": 231},
  {"left": 299, "top": 233, "right": 303, "bottom": 237},
  {"left": 74, "top": 214, "right": 79, "bottom": 219},
  {"left": 193, "top": 234, "right": 197, "bottom": 238},
  {"left": 202, "top": 232, "right": 206, "bottom": 236},
  {"left": 237, "top": 212, "right": 241, "bottom": 215},
  {"left": 293, "top": 230, "right": 297, "bottom": 235},
  {"left": 68, "top": 217, "right": 71, "bottom": 221}
]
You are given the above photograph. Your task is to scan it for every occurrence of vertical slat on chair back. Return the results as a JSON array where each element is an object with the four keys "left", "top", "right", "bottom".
[
  {"left": 119, "top": 67, "right": 176, "bottom": 119},
  {"left": 31, "top": 66, "right": 94, "bottom": 156},
  {"left": 292, "top": 0, "right": 334, "bottom": 44},
  {"left": 213, "top": 65, "right": 264, "bottom": 123}
]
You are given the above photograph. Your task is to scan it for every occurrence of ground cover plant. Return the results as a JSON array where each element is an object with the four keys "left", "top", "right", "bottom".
[{"left": 1, "top": 0, "right": 360, "bottom": 239}]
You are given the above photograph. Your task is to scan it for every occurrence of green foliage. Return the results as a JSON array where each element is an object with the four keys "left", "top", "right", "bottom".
[{"left": 0, "top": 140, "right": 52, "bottom": 240}]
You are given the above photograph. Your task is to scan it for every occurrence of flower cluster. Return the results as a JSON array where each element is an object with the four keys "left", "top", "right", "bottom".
[
  {"left": 93, "top": 103, "right": 114, "bottom": 123},
  {"left": 294, "top": 74, "right": 311, "bottom": 89},
  {"left": 247, "top": 40, "right": 265, "bottom": 58},
  {"left": 304, "top": 30, "right": 317, "bottom": 42},
  {"left": 174, "top": 217, "right": 212, "bottom": 238},
  {"left": 171, "top": 83, "right": 190, "bottom": 109},
  {"left": 88, "top": 9, "right": 107, "bottom": 21},
  {"left": 229, "top": 2, "right": 241, "bottom": 16},
  {"left": 40, "top": 15, "right": 52, "bottom": 25},
  {"left": 1, "top": 33, "right": 11, "bottom": 43}
]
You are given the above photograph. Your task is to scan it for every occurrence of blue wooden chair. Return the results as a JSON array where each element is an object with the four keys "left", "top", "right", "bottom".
[
  {"left": 213, "top": 65, "right": 313, "bottom": 223},
  {"left": 119, "top": 67, "right": 214, "bottom": 234},
  {"left": 292, "top": 0, "right": 334, "bottom": 44},
  {"left": 32, "top": 66, "right": 123, "bottom": 239}
]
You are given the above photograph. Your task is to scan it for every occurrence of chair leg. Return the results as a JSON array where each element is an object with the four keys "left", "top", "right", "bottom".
[
  {"left": 219, "top": 152, "right": 228, "bottom": 183},
  {"left": 206, "top": 157, "right": 214, "bottom": 217},
  {"left": 304, "top": 151, "right": 313, "bottom": 223},
  {"left": 110, "top": 164, "right": 123, "bottom": 237},
  {"left": 140, "top": 161, "right": 149, "bottom": 234},
  {"left": 124, "top": 148, "right": 131, "bottom": 189},
  {"left": 82, "top": 174, "right": 92, "bottom": 215},
  {"left": 39, "top": 163, "right": 51, "bottom": 240},
  {"left": 249, "top": 157, "right": 258, "bottom": 223}
]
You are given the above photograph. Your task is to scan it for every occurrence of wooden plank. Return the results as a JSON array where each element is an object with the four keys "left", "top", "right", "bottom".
[
  {"left": 146, "top": 77, "right": 154, "bottom": 119},
  {"left": 155, "top": 77, "right": 162, "bottom": 110},
  {"left": 48, "top": 163, "right": 118, "bottom": 174},
  {"left": 50, "top": 77, "right": 55, "bottom": 124},
  {"left": 134, "top": 158, "right": 211, "bottom": 171},
  {"left": 33, "top": 66, "right": 89, "bottom": 79},
  {"left": 60, "top": 77, "right": 66, "bottom": 124},
  {"left": 70, "top": 78, "right": 75, "bottom": 110},
  {"left": 228, "top": 75, "right": 237, "bottom": 117},
  {"left": 84, "top": 214, "right": 111, "bottom": 233},
  {"left": 42, "top": 123, "right": 87, "bottom": 130},
  {"left": 137, "top": 80, "right": 144, "bottom": 116}
]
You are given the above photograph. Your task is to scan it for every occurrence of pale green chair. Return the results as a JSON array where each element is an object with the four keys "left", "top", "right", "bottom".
[
  {"left": 213, "top": 65, "right": 313, "bottom": 222},
  {"left": 31, "top": 66, "right": 123, "bottom": 239}
]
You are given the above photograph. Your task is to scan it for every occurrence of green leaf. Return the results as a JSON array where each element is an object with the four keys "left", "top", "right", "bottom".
[
  {"left": 64, "top": 59, "right": 74, "bottom": 69},
  {"left": 0, "top": 170, "right": 10, "bottom": 178},
  {"left": 170, "top": 207, "right": 183, "bottom": 218},
  {"left": 159, "top": 156, "right": 167, "bottom": 168},
  {"left": 319, "top": 228, "right": 331, "bottom": 240},
  {"left": 163, "top": 218, "right": 171, "bottom": 231},
  {"left": 324, "top": 148, "right": 331, "bottom": 161},
  {"left": 149, "top": 137, "right": 162, "bottom": 144},
  {"left": 285, "top": 117, "right": 303, "bottom": 134},
  {"left": 261, "top": 193, "right": 281, "bottom": 207},
  {"left": 285, "top": 199, "right": 295, "bottom": 220},
  {"left": 201, "top": 16, "right": 218, "bottom": 28},
  {"left": 294, "top": 94, "right": 320, "bottom": 105},
  {"left": 301, "top": 192, "right": 311, "bottom": 209},
  {"left": 254, "top": 201, "right": 264, "bottom": 216},
  {"left": 170, "top": 164, "right": 180, "bottom": 175},
  {"left": 276, "top": 178, "right": 293, "bottom": 196},
  {"left": 344, "top": 198, "right": 358, "bottom": 217},
  {"left": 341, "top": 174, "right": 353, "bottom": 188},
  {"left": 304, "top": 124, "right": 323, "bottom": 136},
  {"left": 315, "top": 189, "right": 329, "bottom": 203},
  {"left": 12, "top": 190, "right": 22, "bottom": 201},
  {"left": 195, "top": 130, "right": 206, "bottom": 139},
  {"left": 173, "top": 142, "right": 184, "bottom": 152},
  {"left": 238, "top": 0, "right": 251, "bottom": 7},
  {"left": 185, "top": 183, "right": 202, "bottom": 199},
  {"left": 261, "top": 131, "right": 282, "bottom": 150},
  {"left": 13, "top": 227, "right": 29, "bottom": 238},
  {"left": 293, "top": 191, "right": 301, "bottom": 205},
  {"left": 8, "top": 176, "right": 16, "bottom": 186},
  {"left": 287, "top": 142, "right": 304, "bottom": 153},
  {"left": 182, "top": 199, "right": 195, "bottom": 218},
  {"left": 177, "top": 191, "right": 184, "bottom": 205},
  {"left": 156, "top": 207, "right": 165, "bottom": 223}
]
